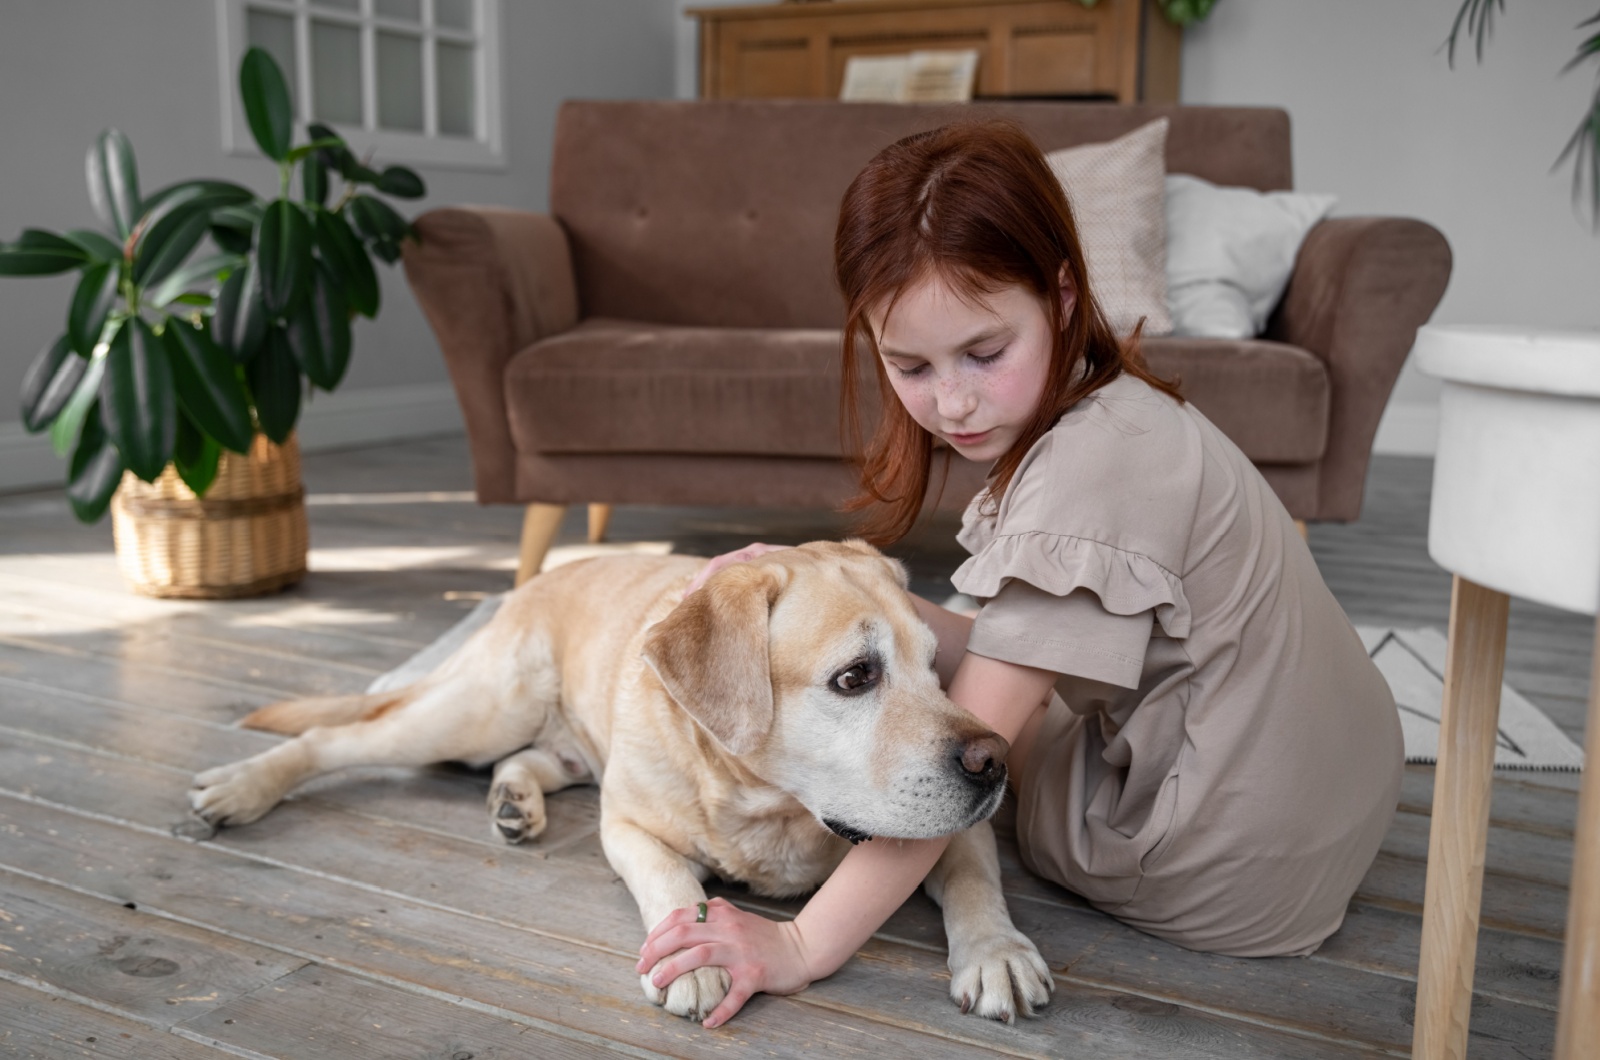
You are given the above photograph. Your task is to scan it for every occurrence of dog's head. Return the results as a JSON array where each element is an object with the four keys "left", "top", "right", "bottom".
[{"left": 640, "top": 540, "right": 1008, "bottom": 841}]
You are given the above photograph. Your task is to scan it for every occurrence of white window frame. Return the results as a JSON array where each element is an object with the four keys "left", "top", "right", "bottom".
[{"left": 216, "top": 0, "right": 505, "bottom": 171}]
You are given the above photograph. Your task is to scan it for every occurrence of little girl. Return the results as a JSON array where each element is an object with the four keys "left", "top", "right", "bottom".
[{"left": 635, "top": 121, "right": 1403, "bottom": 1028}]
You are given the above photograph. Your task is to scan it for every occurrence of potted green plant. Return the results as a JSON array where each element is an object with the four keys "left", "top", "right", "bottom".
[{"left": 1, "top": 48, "right": 425, "bottom": 597}]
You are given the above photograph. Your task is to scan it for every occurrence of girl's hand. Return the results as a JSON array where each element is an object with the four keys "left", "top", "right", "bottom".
[
  {"left": 636, "top": 897, "right": 816, "bottom": 1028},
  {"left": 686, "top": 543, "right": 792, "bottom": 595}
]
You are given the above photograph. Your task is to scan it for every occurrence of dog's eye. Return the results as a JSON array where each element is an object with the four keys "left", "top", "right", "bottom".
[{"left": 830, "top": 660, "right": 879, "bottom": 695}]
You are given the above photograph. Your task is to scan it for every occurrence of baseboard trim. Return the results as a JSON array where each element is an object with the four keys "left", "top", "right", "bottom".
[
  {"left": 1372, "top": 400, "right": 1439, "bottom": 458},
  {"left": 0, "top": 381, "right": 463, "bottom": 495}
]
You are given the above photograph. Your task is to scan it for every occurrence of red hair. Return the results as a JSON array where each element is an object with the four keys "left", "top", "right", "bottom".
[{"left": 835, "top": 120, "right": 1181, "bottom": 545}]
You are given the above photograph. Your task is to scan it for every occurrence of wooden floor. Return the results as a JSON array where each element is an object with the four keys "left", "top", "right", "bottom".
[{"left": 0, "top": 437, "right": 1590, "bottom": 1059}]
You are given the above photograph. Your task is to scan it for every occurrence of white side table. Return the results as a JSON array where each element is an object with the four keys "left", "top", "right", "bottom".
[{"left": 1411, "top": 325, "right": 1600, "bottom": 1060}]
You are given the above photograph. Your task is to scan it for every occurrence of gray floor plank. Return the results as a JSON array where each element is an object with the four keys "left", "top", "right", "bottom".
[
  {"left": 175, "top": 964, "right": 650, "bottom": 1060},
  {"left": 0, "top": 978, "right": 237, "bottom": 1060},
  {"left": 0, "top": 870, "right": 306, "bottom": 1028}
]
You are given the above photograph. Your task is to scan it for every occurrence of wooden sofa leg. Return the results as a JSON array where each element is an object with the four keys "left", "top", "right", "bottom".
[
  {"left": 588, "top": 503, "right": 613, "bottom": 544},
  {"left": 1412, "top": 575, "right": 1510, "bottom": 1060},
  {"left": 517, "top": 503, "right": 567, "bottom": 587},
  {"left": 1554, "top": 616, "right": 1600, "bottom": 1058}
]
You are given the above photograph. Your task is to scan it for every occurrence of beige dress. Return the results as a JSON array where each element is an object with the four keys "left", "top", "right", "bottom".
[{"left": 952, "top": 373, "right": 1402, "bottom": 957}]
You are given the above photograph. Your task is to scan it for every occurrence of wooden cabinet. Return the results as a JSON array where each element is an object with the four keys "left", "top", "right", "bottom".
[{"left": 688, "top": 0, "right": 1182, "bottom": 103}]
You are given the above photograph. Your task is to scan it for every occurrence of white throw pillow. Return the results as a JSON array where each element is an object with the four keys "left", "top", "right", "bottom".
[
  {"left": 1045, "top": 119, "right": 1173, "bottom": 337},
  {"left": 1164, "top": 173, "right": 1337, "bottom": 339}
]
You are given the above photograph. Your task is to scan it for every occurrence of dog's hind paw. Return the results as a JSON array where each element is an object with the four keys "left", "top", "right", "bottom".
[
  {"left": 642, "top": 966, "right": 731, "bottom": 1022},
  {"left": 487, "top": 781, "right": 547, "bottom": 844},
  {"left": 948, "top": 929, "right": 1053, "bottom": 1022}
]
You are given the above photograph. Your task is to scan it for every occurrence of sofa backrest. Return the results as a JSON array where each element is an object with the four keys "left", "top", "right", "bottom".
[{"left": 550, "top": 100, "right": 1291, "bottom": 330}]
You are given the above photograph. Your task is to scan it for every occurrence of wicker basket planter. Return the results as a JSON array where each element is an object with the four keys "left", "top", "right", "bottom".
[{"left": 110, "top": 433, "right": 308, "bottom": 599}]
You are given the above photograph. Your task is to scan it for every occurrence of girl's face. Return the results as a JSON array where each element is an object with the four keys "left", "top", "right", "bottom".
[{"left": 869, "top": 271, "right": 1073, "bottom": 464}]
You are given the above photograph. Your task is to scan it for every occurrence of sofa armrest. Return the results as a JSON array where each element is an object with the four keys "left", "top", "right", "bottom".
[
  {"left": 1265, "top": 216, "right": 1452, "bottom": 521},
  {"left": 402, "top": 206, "right": 580, "bottom": 503}
]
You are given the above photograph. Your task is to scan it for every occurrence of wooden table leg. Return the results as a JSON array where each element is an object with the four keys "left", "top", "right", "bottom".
[
  {"left": 588, "top": 503, "right": 613, "bottom": 544},
  {"left": 516, "top": 503, "right": 567, "bottom": 587},
  {"left": 1413, "top": 574, "right": 1510, "bottom": 1060},
  {"left": 1555, "top": 615, "right": 1600, "bottom": 1058}
]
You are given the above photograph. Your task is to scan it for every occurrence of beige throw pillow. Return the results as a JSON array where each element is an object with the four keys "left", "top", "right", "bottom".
[{"left": 1045, "top": 118, "right": 1173, "bottom": 337}]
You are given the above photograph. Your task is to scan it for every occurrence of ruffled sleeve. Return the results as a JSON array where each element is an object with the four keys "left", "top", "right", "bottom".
[{"left": 952, "top": 530, "right": 1192, "bottom": 640}]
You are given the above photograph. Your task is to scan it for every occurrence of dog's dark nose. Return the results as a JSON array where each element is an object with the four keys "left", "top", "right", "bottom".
[{"left": 956, "top": 734, "right": 1008, "bottom": 786}]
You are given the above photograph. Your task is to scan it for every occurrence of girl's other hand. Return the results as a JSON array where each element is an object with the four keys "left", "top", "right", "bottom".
[
  {"left": 636, "top": 897, "right": 816, "bottom": 1027},
  {"left": 686, "top": 543, "right": 792, "bottom": 595}
]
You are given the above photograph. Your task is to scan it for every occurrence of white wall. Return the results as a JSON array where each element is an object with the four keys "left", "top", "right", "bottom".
[
  {"left": 1181, "top": 0, "right": 1600, "bottom": 455},
  {"left": 0, "top": 0, "right": 678, "bottom": 492}
]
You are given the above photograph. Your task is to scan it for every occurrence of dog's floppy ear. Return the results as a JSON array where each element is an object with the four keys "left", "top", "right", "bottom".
[{"left": 641, "top": 562, "right": 789, "bottom": 756}]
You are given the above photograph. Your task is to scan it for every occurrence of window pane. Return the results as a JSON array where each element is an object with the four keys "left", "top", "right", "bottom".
[
  {"left": 435, "top": 0, "right": 473, "bottom": 31},
  {"left": 375, "top": 0, "right": 421, "bottom": 22},
  {"left": 245, "top": 8, "right": 298, "bottom": 112},
  {"left": 311, "top": 21, "right": 362, "bottom": 126},
  {"left": 436, "top": 41, "right": 474, "bottom": 138},
  {"left": 376, "top": 31, "right": 423, "bottom": 132},
  {"left": 310, "top": 0, "right": 359, "bottom": 10}
]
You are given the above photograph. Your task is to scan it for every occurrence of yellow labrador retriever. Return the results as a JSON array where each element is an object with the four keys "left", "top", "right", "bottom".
[{"left": 188, "top": 541, "right": 1052, "bottom": 1022}]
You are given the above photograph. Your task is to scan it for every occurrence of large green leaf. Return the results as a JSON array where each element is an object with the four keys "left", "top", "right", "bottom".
[
  {"left": 306, "top": 122, "right": 359, "bottom": 179},
  {"left": 248, "top": 327, "right": 302, "bottom": 444},
  {"left": 212, "top": 260, "right": 267, "bottom": 362},
  {"left": 0, "top": 229, "right": 90, "bottom": 276},
  {"left": 348, "top": 194, "right": 410, "bottom": 244},
  {"left": 302, "top": 156, "right": 329, "bottom": 207},
  {"left": 240, "top": 47, "right": 293, "bottom": 161},
  {"left": 165, "top": 321, "right": 254, "bottom": 454},
  {"left": 211, "top": 201, "right": 262, "bottom": 255},
  {"left": 67, "top": 404, "right": 124, "bottom": 524},
  {"left": 49, "top": 328, "right": 113, "bottom": 457},
  {"left": 20, "top": 334, "right": 83, "bottom": 433},
  {"left": 85, "top": 129, "right": 140, "bottom": 239},
  {"left": 289, "top": 259, "right": 352, "bottom": 391},
  {"left": 130, "top": 183, "right": 251, "bottom": 286},
  {"left": 100, "top": 318, "right": 176, "bottom": 482},
  {"left": 312, "top": 207, "right": 379, "bottom": 317},
  {"left": 173, "top": 412, "right": 222, "bottom": 497},
  {"left": 146, "top": 252, "right": 244, "bottom": 310},
  {"left": 140, "top": 179, "right": 254, "bottom": 217},
  {"left": 64, "top": 229, "right": 124, "bottom": 264},
  {"left": 67, "top": 261, "right": 120, "bottom": 357},
  {"left": 257, "top": 198, "right": 313, "bottom": 317},
  {"left": 133, "top": 210, "right": 209, "bottom": 288},
  {"left": 375, "top": 166, "right": 426, "bottom": 199}
]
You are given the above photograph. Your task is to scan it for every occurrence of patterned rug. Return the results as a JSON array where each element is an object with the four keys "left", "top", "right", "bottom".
[{"left": 1358, "top": 625, "right": 1584, "bottom": 771}]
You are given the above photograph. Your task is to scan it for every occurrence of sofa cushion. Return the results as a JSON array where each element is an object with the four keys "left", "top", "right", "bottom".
[
  {"left": 507, "top": 320, "right": 1330, "bottom": 465},
  {"left": 1143, "top": 337, "right": 1330, "bottom": 463},
  {"left": 507, "top": 320, "right": 851, "bottom": 459}
]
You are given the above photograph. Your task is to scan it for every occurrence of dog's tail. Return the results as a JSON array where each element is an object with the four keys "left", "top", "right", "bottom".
[{"left": 240, "top": 689, "right": 412, "bottom": 735}]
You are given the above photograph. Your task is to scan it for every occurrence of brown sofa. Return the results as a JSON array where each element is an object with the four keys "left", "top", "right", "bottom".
[{"left": 403, "top": 101, "right": 1451, "bottom": 581}]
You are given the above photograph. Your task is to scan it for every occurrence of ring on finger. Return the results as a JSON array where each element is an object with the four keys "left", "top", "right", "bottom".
[{"left": 696, "top": 901, "right": 708, "bottom": 923}]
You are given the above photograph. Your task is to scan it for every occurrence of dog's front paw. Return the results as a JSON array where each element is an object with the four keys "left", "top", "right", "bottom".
[
  {"left": 948, "top": 928, "right": 1053, "bottom": 1022},
  {"left": 188, "top": 762, "right": 284, "bottom": 828},
  {"left": 640, "top": 966, "right": 731, "bottom": 1022},
  {"left": 488, "top": 780, "right": 547, "bottom": 844}
]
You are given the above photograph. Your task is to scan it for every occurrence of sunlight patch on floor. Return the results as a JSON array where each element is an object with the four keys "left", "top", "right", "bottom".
[{"left": 307, "top": 545, "right": 519, "bottom": 572}]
